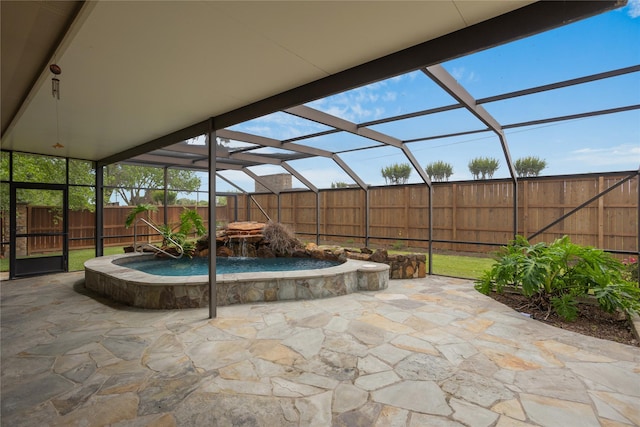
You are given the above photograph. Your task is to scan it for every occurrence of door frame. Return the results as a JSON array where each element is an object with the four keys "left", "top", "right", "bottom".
[{"left": 10, "top": 183, "right": 68, "bottom": 278}]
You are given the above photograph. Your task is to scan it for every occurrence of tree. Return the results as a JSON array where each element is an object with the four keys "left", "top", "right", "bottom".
[
  {"left": 468, "top": 157, "right": 500, "bottom": 180},
  {"left": 425, "top": 161, "right": 453, "bottom": 182},
  {"left": 150, "top": 190, "right": 178, "bottom": 205},
  {"left": 381, "top": 163, "right": 412, "bottom": 185},
  {"left": 105, "top": 164, "right": 201, "bottom": 206},
  {"left": 3, "top": 153, "right": 95, "bottom": 211},
  {"left": 331, "top": 181, "right": 349, "bottom": 188},
  {"left": 514, "top": 156, "right": 547, "bottom": 177}
]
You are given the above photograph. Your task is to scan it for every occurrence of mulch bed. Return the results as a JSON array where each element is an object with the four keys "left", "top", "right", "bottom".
[{"left": 489, "top": 291, "right": 639, "bottom": 347}]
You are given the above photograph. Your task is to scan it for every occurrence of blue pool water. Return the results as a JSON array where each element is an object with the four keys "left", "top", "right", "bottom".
[{"left": 122, "top": 257, "right": 340, "bottom": 276}]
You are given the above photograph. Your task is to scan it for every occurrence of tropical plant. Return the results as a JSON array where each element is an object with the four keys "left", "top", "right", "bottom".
[
  {"left": 475, "top": 235, "right": 640, "bottom": 321},
  {"left": 178, "top": 208, "right": 207, "bottom": 238},
  {"left": 622, "top": 257, "right": 638, "bottom": 282},
  {"left": 468, "top": 157, "right": 499, "bottom": 180},
  {"left": 514, "top": 156, "right": 547, "bottom": 177},
  {"left": 381, "top": 163, "right": 412, "bottom": 185},
  {"left": 124, "top": 204, "right": 158, "bottom": 228},
  {"left": 124, "top": 205, "right": 206, "bottom": 257},
  {"left": 425, "top": 161, "right": 453, "bottom": 182}
]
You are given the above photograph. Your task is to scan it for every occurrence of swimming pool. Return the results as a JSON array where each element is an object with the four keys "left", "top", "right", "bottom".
[
  {"left": 122, "top": 256, "right": 340, "bottom": 276},
  {"left": 84, "top": 253, "right": 389, "bottom": 309}
]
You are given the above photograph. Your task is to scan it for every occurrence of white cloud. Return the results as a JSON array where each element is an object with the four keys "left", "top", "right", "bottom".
[
  {"left": 451, "top": 66, "right": 465, "bottom": 81},
  {"left": 569, "top": 144, "right": 640, "bottom": 166},
  {"left": 626, "top": 0, "right": 640, "bottom": 18},
  {"left": 450, "top": 66, "right": 479, "bottom": 84},
  {"left": 382, "top": 91, "right": 397, "bottom": 102}
]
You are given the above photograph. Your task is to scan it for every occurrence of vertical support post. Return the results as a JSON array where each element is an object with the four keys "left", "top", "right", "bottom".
[
  {"left": 316, "top": 191, "right": 320, "bottom": 245},
  {"left": 96, "top": 164, "right": 104, "bottom": 257},
  {"left": 451, "top": 184, "right": 457, "bottom": 244},
  {"left": 522, "top": 180, "right": 528, "bottom": 237},
  {"left": 637, "top": 172, "right": 639, "bottom": 286},
  {"left": 65, "top": 157, "right": 69, "bottom": 269},
  {"left": 63, "top": 160, "right": 69, "bottom": 271},
  {"left": 513, "top": 178, "right": 518, "bottom": 240},
  {"left": 403, "top": 186, "right": 409, "bottom": 246},
  {"left": 9, "top": 183, "right": 16, "bottom": 279},
  {"left": 598, "top": 176, "right": 604, "bottom": 249},
  {"left": 246, "top": 194, "right": 251, "bottom": 221},
  {"left": 365, "top": 188, "right": 370, "bottom": 247},
  {"left": 277, "top": 193, "right": 281, "bottom": 222},
  {"left": 208, "top": 120, "right": 217, "bottom": 319},
  {"left": 428, "top": 184, "right": 433, "bottom": 275},
  {"left": 234, "top": 194, "right": 238, "bottom": 222},
  {"left": 163, "top": 167, "right": 169, "bottom": 226}
]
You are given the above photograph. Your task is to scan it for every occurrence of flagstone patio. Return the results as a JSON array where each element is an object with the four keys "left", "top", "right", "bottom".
[{"left": 1, "top": 271, "right": 639, "bottom": 426}]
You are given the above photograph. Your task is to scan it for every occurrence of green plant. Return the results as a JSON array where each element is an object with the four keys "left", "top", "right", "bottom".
[
  {"left": 150, "top": 190, "right": 178, "bottom": 205},
  {"left": 124, "top": 203, "right": 157, "bottom": 228},
  {"left": 475, "top": 235, "right": 640, "bottom": 321},
  {"left": 391, "top": 240, "right": 405, "bottom": 250},
  {"left": 425, "top": 161, "right": 453, "bottom": 182},
  {"left": 468, "top": 157, "right": 499, "bottom": 180},
  {"left": 622, "top": 256, "right": 638, "bottom": 282},
  {"left": 331, "top": 181, "right": 349, "bottom": 188},
  {"left": 381, "top": 163, "right": 412, "bottom": 185},
  {"left": 178, "top": 208, "right": 207, "bottom": 237},
  {"left": 514, "top": 156, "right": 547, "bottom": 177},
  {"left": 124, "top": 205, "right": 206, "bottom": 257}
]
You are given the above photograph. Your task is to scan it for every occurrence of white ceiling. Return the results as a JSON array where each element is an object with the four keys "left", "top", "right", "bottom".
[{"left": 1, "top": 1, "right": 538, "bottom": 162}]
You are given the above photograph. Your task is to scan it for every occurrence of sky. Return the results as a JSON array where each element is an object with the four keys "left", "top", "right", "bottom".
[{"left": 211, "top": 1, "right": 640, "bottom": 194}]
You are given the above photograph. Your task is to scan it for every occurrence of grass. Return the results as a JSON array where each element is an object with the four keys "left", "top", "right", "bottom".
[
  {"left": 430, "top": 253, "right": 494, "bottom": 279},
  {"left": 1, "top": 246, "right": 124, "bottom": 273},
  {"left": 2, "top": 246, "right": 495, "bottom": 279},
  {"left": 388, "top": 250, "right": 495, "bottom": 279}
]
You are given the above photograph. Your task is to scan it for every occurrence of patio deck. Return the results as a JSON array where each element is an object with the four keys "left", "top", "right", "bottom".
[{"left": 1, "top": 272, "right": 639, "bottom": 426}]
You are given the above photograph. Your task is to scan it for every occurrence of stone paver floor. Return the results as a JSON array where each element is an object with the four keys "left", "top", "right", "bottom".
[{"left": 1, "top": 272, "right": 639, "bottom": 426}]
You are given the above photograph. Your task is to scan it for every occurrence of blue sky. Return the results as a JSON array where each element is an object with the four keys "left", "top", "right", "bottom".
[{"left": 213, "top": 2, "right": 640, "bottom": 193}]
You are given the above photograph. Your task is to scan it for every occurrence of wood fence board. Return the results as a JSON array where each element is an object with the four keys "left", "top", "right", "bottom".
[{"left": 15, "top": 172, "right": 638, "bottom": 255}]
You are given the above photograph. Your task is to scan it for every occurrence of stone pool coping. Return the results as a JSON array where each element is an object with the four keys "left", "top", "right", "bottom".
[{"left": 84, "top": 253, "right": 389, "bottom": 309}]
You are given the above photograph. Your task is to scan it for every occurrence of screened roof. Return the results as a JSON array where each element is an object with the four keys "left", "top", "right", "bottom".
[
  {"left": 125, "top": 10, "right": 640, "bottom": 194},
  {"left": 2, "top": 1, "right": 637, "bottom": 194}
]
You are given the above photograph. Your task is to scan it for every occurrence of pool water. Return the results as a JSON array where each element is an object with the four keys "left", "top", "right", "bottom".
[{"left": 122, "top": 256, "right": 341, "bottom": 276}]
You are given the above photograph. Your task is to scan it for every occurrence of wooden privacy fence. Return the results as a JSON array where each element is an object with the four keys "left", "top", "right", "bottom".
[
  {"left": 20, "top": 205, "right": 230, "bottom": 253},
  {"left": 9, "top": 171, "right": 639, "bottom": 255},
  {"left": 239, "top": 171, "right": 638, "bottom": 255}
]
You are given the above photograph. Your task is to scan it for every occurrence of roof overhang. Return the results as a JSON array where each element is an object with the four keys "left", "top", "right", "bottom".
[{"left": 1, "top": 1, "right": 624, "bottom": 167}]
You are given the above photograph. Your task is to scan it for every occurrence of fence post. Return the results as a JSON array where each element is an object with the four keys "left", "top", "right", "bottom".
[
  {"left": 522, "top": 180, "right": 528, "bottom": 238},
  {"left": 451, "top": 183, "right": 457, "bottom": 244},
  {"left": 598, "top": 176, "right": 604, "bottom": 249}
]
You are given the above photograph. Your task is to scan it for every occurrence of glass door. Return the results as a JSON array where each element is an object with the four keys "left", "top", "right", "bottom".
[{"left": 10, "top": 184, "right": 68, "bottom": 278}]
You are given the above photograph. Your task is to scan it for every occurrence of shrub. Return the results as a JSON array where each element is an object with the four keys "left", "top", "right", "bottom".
[
  {"left": 263, "top": 221, "right": 301, "bottom": 255},
  {"left": 425, "top": 161, "right": 453, "bottom": 182},
  {"left": 622, "top": 257, "right": 639, "bottom": 282},
  {"left": 475, "top": 235, "right": 640, "bottom": 321},
  {"left": 514, "top": 156, "right": 547, "bottom": 177},
  {"left": 381, "top": 163, "right": 412, "bottom": 185},
  {"left": 468, "top": 157, "right": 500, "bottom": 180}
]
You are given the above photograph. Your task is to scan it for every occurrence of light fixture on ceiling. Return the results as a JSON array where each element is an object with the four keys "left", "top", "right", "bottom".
[{"left": 50, "top": 63, "right": 64, "bottom": 149}]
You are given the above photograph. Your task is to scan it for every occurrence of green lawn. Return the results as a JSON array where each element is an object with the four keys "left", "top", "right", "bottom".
[
  {"left": 2, "top": 247, "right": 495, "bottom": 279},
  {"left": 430, "top": 253, "right": 494, "bottom": 279},
  {"left": 0, "top": 246, "right": 124, "bottom": 273}
]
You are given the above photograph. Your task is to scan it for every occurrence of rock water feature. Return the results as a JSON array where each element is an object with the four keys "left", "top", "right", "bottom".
[{"left": 195, "top": 221, "right": 426, "bottom": 279}]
